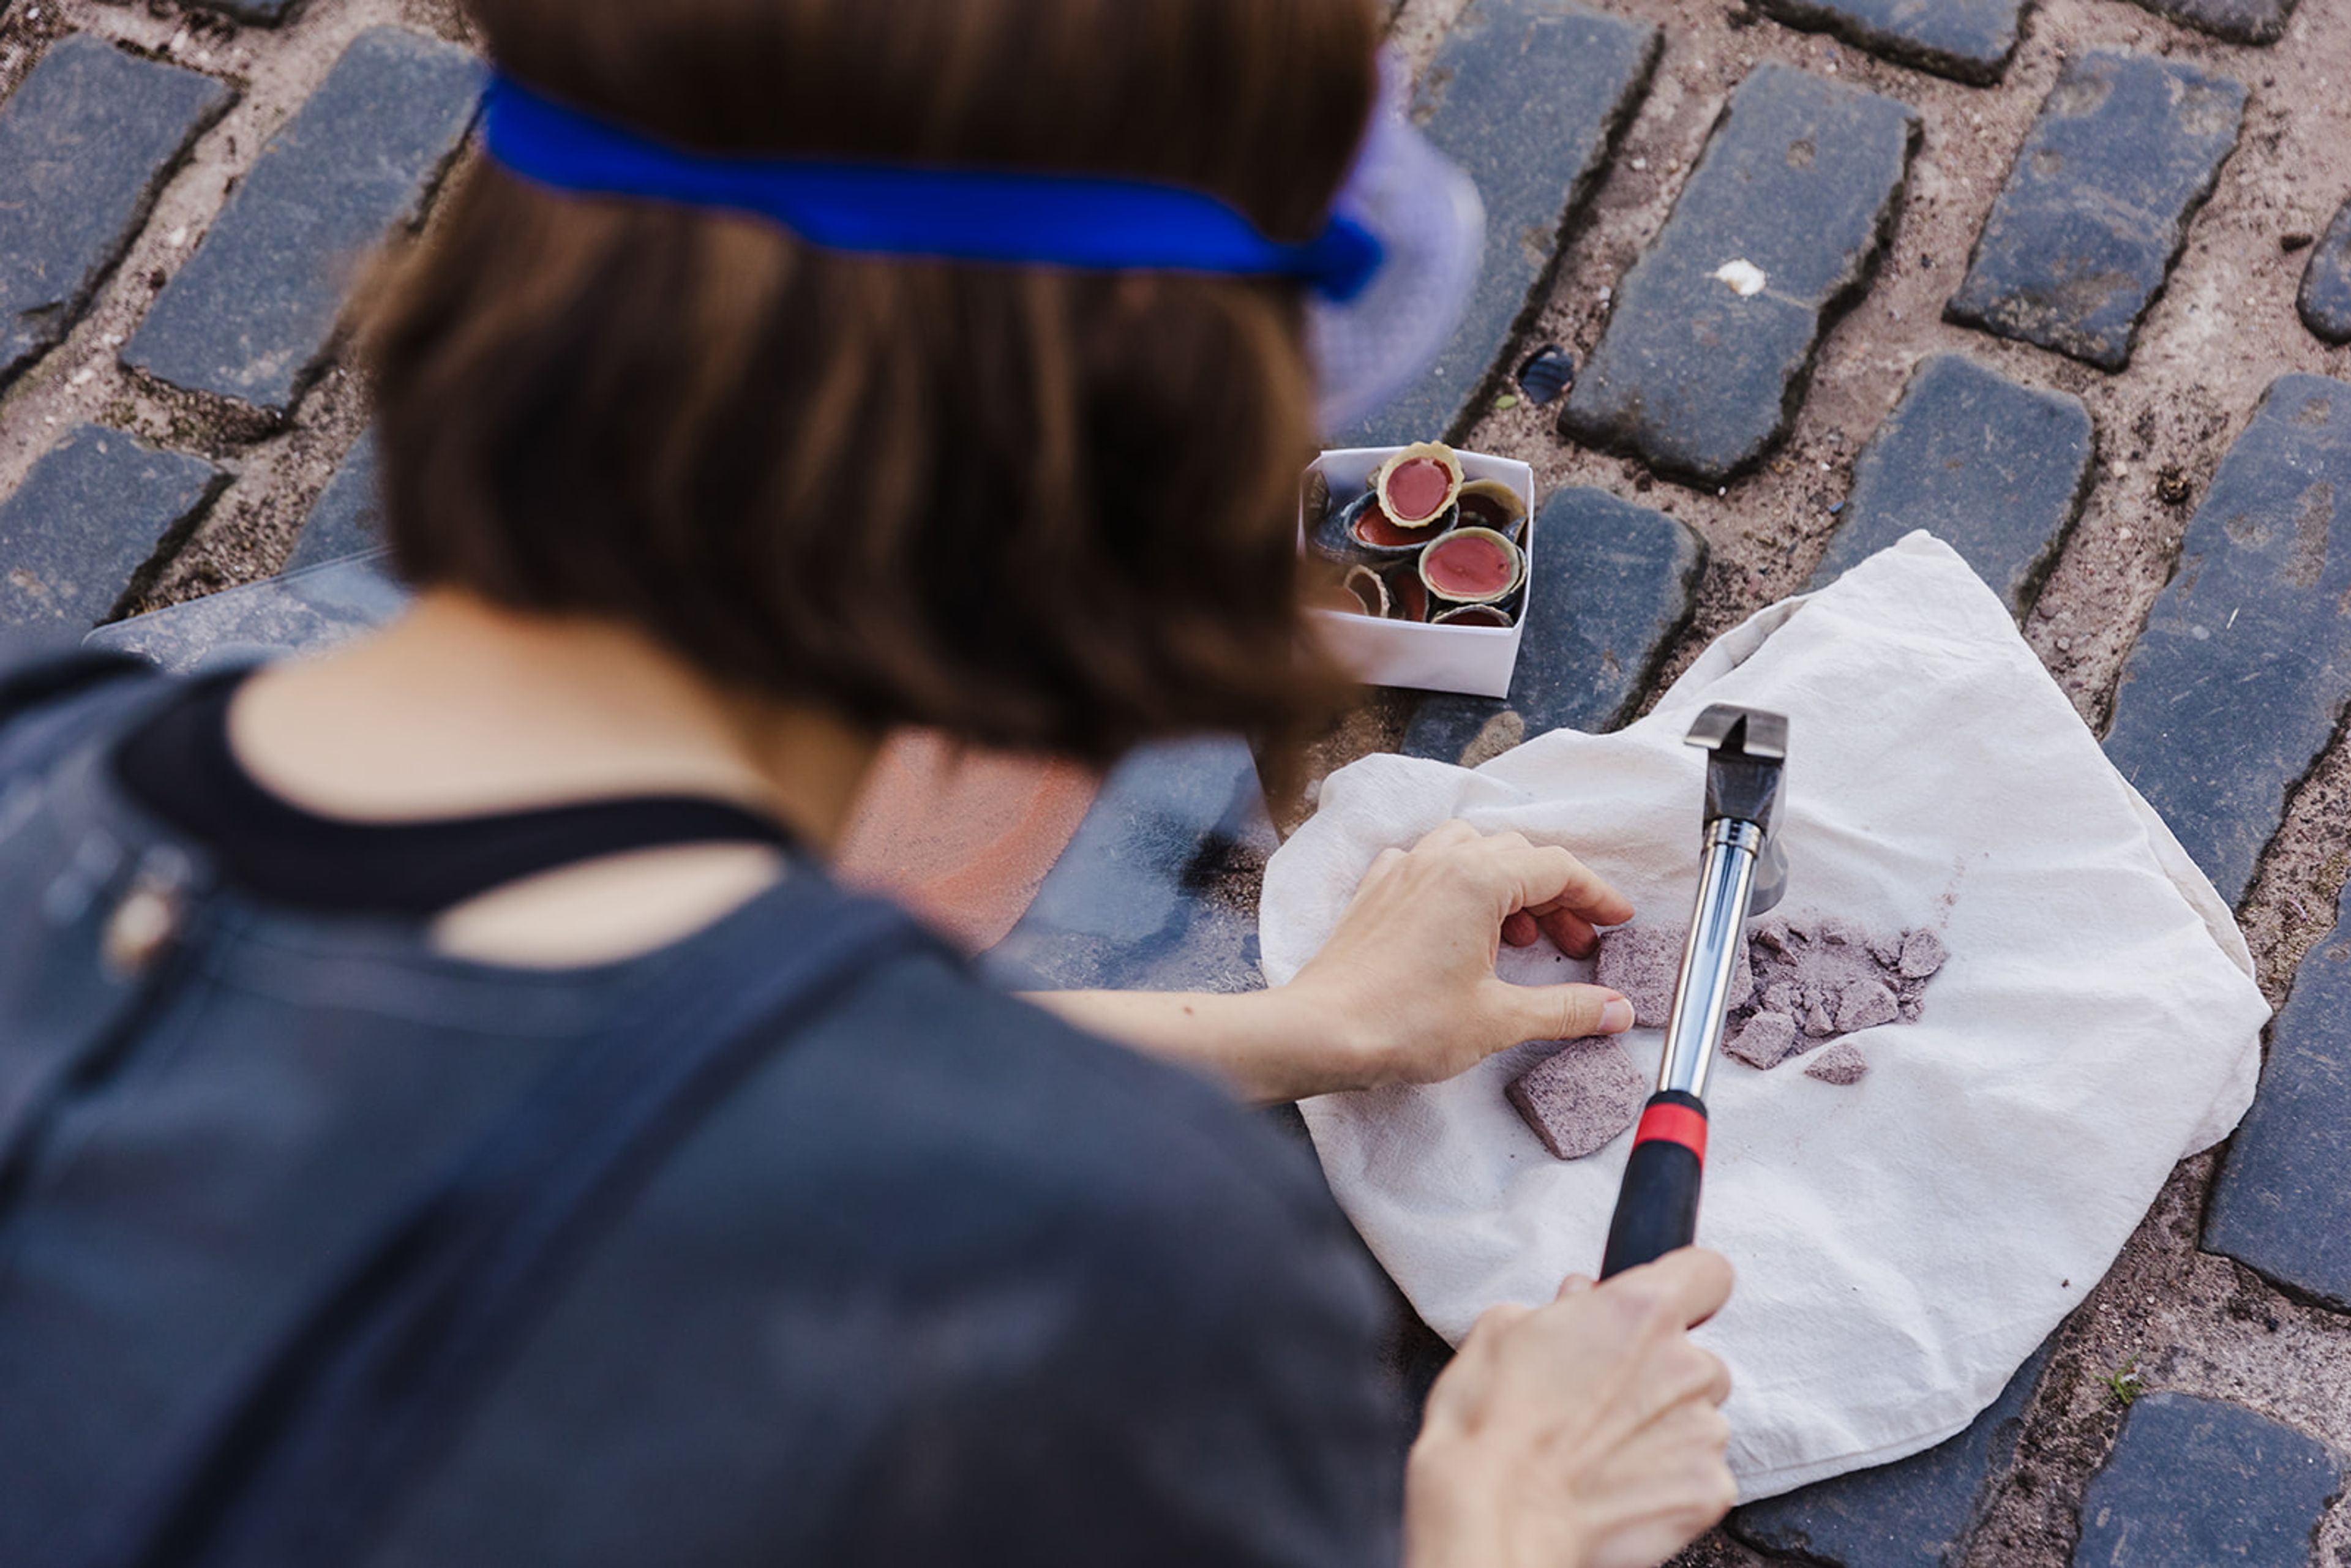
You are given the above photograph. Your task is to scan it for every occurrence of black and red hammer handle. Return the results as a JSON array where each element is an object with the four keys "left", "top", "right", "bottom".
[{"left": 1600, "top": 1091, "right": 1708, "bottom": 1278}]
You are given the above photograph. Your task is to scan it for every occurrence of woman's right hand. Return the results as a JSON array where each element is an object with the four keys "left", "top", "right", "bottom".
[{"left": 1403, "top": 1249, "right": 1738, "bottom": 1568}]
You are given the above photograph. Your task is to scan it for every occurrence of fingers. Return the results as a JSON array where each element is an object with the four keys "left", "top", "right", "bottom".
[
  {"left": 1501, "top": 909, "right": 1540, "bottom": 948},
  {"left": 1603, "top": 1247, "right": 1736, "bottom": 1332},
  {"left": 1488, "top": 981, "right": 1633, "bottom": 1043},
  {"left": 1479, "top": 833, "right": 1635, "bottom": 929},
  {"left": 1555, "top": 1273, "right": 1597, "bottom": 1300},
  {"left": 1534, "top": 906, "right": 1601, "bottom": 959}
]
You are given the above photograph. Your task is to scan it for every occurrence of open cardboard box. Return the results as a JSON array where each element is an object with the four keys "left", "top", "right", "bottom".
[{"left": 1303, "top": 446, "right": 1537, "bottom": 699}]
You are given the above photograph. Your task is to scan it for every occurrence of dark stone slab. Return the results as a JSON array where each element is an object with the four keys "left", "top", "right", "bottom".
[
  {"left": 189, "top": 0, "right": 305, "bottom": 26},
  {"left": 123, "top": 28, "right": 484, "bottom": 416},
  {"left": 1731, "top": 1345, "right": 2050, "bottom": 1567},
  {"left": 2104, "top": 375, "right": 2351, "bottom": 908},
  {"left": 285, "top": 430, "right": 384, "bottom": 571},
  {"left": 2121, "top": 0, "right": 2298, "bottom": 45},
  {"left": 2071, "top": 1393, "right": 2343, "bottom": 1567},
  {"left": 2297, "top": 197, "right": 2351, "bottom": 346},
  {"left": 981, "top": 737, "right": 1273, "bottom": 994},
  {"left": 2205, "top": 876, "right": 2351, "bottom": 1311},
  {"left": 1752, "top": 0, "right": 2027, "bottom": 85},
  {"left": 1403, "top": 487, "right": 1704, "bottom": 764},
  {"left": 0, "top": 36, "right": 233, "bottom": 392},
  {"left": 84, "top": 552, "right": 408, "bottom": 671},
  {"left": 1335, "top": 0, "right": 1658, "bottom": 449},
  {"left": 1810, "top": 355, "right": 2094, "bottom": 615},
  {"left": 1945, "top": 51, "right": 2246, "bottom": 373},
  {"left": 0, "top": 425, "right": 226, "bottom": 630},
  {"left": 1561, "top": 64, "right": 1918, "bottom": 487}
]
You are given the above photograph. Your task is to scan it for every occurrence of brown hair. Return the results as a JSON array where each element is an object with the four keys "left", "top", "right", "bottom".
[{"left": 366, "top": 0, "right": 1379, "bottom": 763}]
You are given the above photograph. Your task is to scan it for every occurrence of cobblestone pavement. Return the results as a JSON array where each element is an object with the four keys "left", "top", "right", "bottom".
[{"left": 4, "top": 0, "right": 2351, "bottom": 1561}]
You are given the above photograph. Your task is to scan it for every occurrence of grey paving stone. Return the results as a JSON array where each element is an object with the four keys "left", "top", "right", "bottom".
[
  {"left": 1560, "top": 64, "right": 1918, "bottom": 487},
  {"left": 1752, "top": 0, "right": 2027, "bottom": 85},
  {"left": 1403, "top": 487, "right": 1704, "bottom": 763},
  {"left": 2296, "top": 197, "right": 2351, "bottom": 347},
  {"left": 2104, "top": 375, "right": 2351, "bottom": 908},
  {"left": 284, "top": 430, "right": 384, "bottom": 571},
  {"left": 2204, "top": 874, "right": 2351, "bottom": 1312},
  {"left": 123, "top": 28, "right": 484, "bottom": 416},
  {"left": 84, "top": 552, "right": 407, "bottom": 671},
  {"left": 0, "top": 36, "right": 233, "bottom": 392},
  {"left": 1944, "top": 51, "right": 2246, "bottom": 373},
  {"left": 0, "top": 425, "right": 225, "bottom": 630},
  {"left": 1810, "top": 355, "right": 2094, "bottom": 615},
  {"left": 981, "top": 736, "right": 1273, "bottom": 994},
  {"left": 189, "top": 0, "right": 305, "bottom": 26},
  {"left": 1335, "top": 0, "right": 1658, "bottom": 449},
  {"left": 2121, "top": 0, "right": 2297, "bottom": 45},
  {"left": 2071, "top": 1393, "right": 2342, "bottom": 1568},
  {"left": 1730, "top": 1345, "right": 2050, "bottom": 1567}
]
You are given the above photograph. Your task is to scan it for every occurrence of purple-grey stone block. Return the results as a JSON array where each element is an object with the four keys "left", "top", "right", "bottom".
[
  {"left": 0, "top": 426, "right": 225, "bottom": 629},
  {"left": 123, "top": 28, "right": 484, "bottom": 417},
  {"left": 1945, "top": 51, "right": 2246, "bottom": 373},
  {"left": 2104, "top": 375, "right": 2351, "bottom": 907},
  {"left": 1335, "top": 0, "right": 1659, "bottom": 449},
  {"left": 0, "top": 36, "right": 233, "bottom": 392},
  {"left": 1561, "top": 64, "right": 1919, "bottom": 486}
]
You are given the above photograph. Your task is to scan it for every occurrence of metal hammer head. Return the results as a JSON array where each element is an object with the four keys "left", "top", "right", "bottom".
[{"left": 1685, "top": 704, "right": 1789, "bottom": 916}]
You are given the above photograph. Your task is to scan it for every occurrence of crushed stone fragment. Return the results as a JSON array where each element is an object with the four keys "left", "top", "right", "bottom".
[
  {"left": 1507, "top": 1038, "right": 1649, "bottom": 1160},
  {"left": 1725, "top": 1010, "right": 1799, "bottom": 1070},
  {"left": 1835, "top": 979, "right": 1899, "bottom": 1033},
  {"left": 1899, "top": 929, "right": 1949, "bottom": 978},
  {"left": 1804, "top": 1041, "right": 1869, "bottom": 1086}
]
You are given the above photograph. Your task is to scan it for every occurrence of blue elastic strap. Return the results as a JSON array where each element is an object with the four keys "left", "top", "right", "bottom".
[{"left": 481, "top": 75, "right": 1385, "bottom": 304}]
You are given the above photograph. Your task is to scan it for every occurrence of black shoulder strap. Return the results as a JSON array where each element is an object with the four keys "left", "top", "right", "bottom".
[{"left": 97, "top": 878, "right": 940, "bottom": 1568}]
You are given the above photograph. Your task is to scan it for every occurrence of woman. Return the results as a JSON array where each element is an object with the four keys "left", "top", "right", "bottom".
[{"left": 0, "top": 1, "right": 1736, "bottom": 1564}]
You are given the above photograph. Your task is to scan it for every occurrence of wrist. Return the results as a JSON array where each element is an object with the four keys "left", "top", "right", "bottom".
[{"left": 1259, "top": 972, "right": 1391, "bottom": 1098}]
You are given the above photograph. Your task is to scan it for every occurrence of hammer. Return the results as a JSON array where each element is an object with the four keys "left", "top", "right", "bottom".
[{"left": 1600, "top": 704, "right": 1788, "bottom": 1279}]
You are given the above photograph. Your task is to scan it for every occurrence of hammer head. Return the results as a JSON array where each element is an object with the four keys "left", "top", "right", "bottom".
[{"left": 1685, "top": 704, "right": 1789, "bottom": 915}]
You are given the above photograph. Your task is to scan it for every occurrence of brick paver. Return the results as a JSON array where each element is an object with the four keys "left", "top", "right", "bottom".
[
  {"left": 2070, "top": 1394, "right": 2343, "bottom": 1567},
  {"left": 84, "top": 553, "right": 405, "bottom": 670},
  {"left": 981, "top": 737, "right": 1273, "bottom": 994},
  {"left": 123, "top": 28, "right": 484, "bottom": 417},
  {"left": 1561, "top": 63, "right": 1918, "bottom": 487},
  {"left": 285, "top": 430, "right": 383, "bottom": 571},
  {"left": 0, "top": 36, "right": 232, "bottom": 393},
  {"left": 2123, "top": 0, "right": 2298, "bottom": 45},
  {"left": 2297, "top": 197, "right": 2351, "bottom": 346},
  {"left": 1336, "top": 1, "right": 1657, "bottom": 450},
  {"left": 1945, "top": 51, "right": 2246, "bottom": 373},
  {"left": 1731, "top": 1347, "right": 2049, "bottom": 1567},
  {"left": 1810, "top": 354, "right": 2093, "bottom": 615},
  {"left": 1752, "top": 0, "right": 2027, "bottom": 84},
  {"left": 1403, "top": 487, "right": 1704, "bottom": 763},
  {"left": 2104, "top": 375, "right": 2351, "bottom": 908},
  {"left": 0, "top": 426, "right": 224, "bottom": 629},
  {"left": 2203, "top": 877, "right": 2351, "bottom": 1313}
]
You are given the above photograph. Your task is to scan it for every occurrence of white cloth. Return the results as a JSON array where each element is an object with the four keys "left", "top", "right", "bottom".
[{"left": 1261, "top": 534, "right": 2268, "bottom": 1501}]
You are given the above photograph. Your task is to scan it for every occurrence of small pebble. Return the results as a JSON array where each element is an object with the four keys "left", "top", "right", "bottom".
[
  {"left": 1805, "top": 1041, "right": 1869, "bottom": 1086},
  {"left": 1516, "top": 345, "right": 1575, "bottom": 406},
  {"left": 1835, "top": 979, "right": 1899, "bottom": 1033},
  {"left": 1507, "top": 1038, "right": 1649, "bottom": 1160},
  {"left": 1725, "top": 1011, "right": 1798, "bottom": 1070}
]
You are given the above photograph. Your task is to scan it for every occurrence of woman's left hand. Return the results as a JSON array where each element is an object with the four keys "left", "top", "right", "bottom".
[{"left": 1281, "top": 820, "right": 1637, "bottom": 1091}]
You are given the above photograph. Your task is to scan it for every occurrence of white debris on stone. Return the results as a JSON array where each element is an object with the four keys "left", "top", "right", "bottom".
[{"left": 1714, "top": 259, "right": 1768, "bottom": 297}]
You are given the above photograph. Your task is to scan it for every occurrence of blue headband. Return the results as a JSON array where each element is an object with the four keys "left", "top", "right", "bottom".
[{"left": 479, "top": 74, "right": 1384, "bottom": 304}]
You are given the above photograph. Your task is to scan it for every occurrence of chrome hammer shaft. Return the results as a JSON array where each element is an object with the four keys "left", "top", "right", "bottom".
[{"left": 1600, "top": 705, "right": 1788, "bottom": 1279}]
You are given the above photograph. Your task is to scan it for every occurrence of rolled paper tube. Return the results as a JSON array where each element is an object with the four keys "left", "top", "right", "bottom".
[
  {"left": 1385, "top": 563, "right": 1430, "bottom": 622},
  {"left": 1455, "top": 479, "right": 1529, "bottom": 542},
  {"left": 1342, "top": 563, "right": 1391, "bottom": 618},
  {"left": 1374, "top": 441, "right": 1464, "bottom": 529},
  {"left": 1431, "top": 603, "right": 1513, "bottom": 627},
  {"left": 1419, "top": 526, "right": 1526, "bottom": 606},
  {"left": 1352, "top": 495, "right": 1453, "bottom": 556}
]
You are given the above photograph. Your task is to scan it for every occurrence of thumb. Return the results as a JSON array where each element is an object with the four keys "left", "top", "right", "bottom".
[{"left": 1491, "top": 981, "right": 1634, "bottom": 1044}]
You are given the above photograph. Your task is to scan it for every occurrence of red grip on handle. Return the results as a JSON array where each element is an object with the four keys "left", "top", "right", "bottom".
[{"left": 1633, "top": 1102, "right": 1708, "bottom": 1164}]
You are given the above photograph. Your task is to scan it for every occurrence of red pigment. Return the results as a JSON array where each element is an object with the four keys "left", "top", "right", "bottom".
[
  {"left": 1384, "top": 457, "right": 1452, "bottom": 522},
  {"left": 1424, "top": 531, "right": 1517, "bottom": 599},
  {"left": 1507, "top": 1038, "right": 1648, "bottom": 1160},
  {"left": 1355, "top": 509, "right": 1433, "bottom": 550}
]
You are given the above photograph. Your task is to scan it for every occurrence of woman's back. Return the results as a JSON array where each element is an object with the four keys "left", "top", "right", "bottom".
[{"left": 0, "top": 662, "right": 1401, "bottom": 1567}]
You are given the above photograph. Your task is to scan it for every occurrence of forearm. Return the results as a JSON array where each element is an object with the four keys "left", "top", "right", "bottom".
[{"left": 1023, "top": 986, "right": 1374, "bottom": 1104}]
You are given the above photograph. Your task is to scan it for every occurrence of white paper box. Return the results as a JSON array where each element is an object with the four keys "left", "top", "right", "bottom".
[{"left": 1303, "top": 447, "right": 1537, "bottom": 699}]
